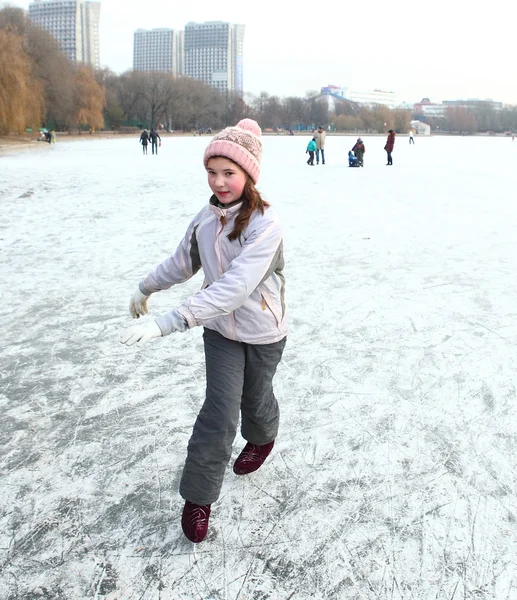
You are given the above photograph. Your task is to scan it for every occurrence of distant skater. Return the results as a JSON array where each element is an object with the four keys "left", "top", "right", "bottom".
[
  {"left": 348, "top": 151, "right": 359, "bottom": 167},
  {"left": 306, "top": 137, "right": 316, "bottom": 165},
  {"left": 409, "top": 129, "right": 415, "bottom": 144},
  {"left": 384, "top": 129, "right": 395, "bottom": 165},
  {"left": 149, "top": 128, "right": 161, "bottom": 155},
  {"left": 351, "top": 137, "right": 365, "bottom": 166},
  {"left": 313, "top": 126, "right": 326, "bottom": 164},
  {"left": 140, "top": 129, "right": 149, "bottom": 155},
  {"left": 120, "top": 119, "right": 287, "bottom": 544}
]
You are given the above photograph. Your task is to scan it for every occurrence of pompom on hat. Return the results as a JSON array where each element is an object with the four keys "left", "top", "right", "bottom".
[{"left": 203, "top": 118, "right": 262, "bottom": 184}]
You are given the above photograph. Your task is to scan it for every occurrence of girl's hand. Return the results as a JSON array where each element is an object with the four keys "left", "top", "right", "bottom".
[
  {"left": 130, "top": 287, "right": 150, "bottom": 318},
  {"left": 120, "top": 321, "right": 162, "bottom": 346},
  {"left": 154, "top": 308, "right": 188, "bottom": 335}
]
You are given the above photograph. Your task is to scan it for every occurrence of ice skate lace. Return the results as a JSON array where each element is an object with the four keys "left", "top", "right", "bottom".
[
  {"left": 185, "top": 506, "right": 210, "bottom": 536},
  {"left": 240, "top": 445, "right": 261, "bottom": 464},
  {"left": 188, "top": 506, "right": 208, "bottom": 523}
]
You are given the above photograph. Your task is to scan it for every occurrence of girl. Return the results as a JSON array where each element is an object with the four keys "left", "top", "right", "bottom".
[
  {"left": 120, "top": 119, "right": 288, "bottom": 543},
  {"left": 306, "top": 137, "right": 316, "bottom": 165}
]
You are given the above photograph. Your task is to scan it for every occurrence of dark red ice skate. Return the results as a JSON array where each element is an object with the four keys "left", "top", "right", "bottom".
[
  {"left": 182, "top": 501, "right": 211, "bottom": 543},
  {"left": 233, "top": 440, "right": 275, "bottom": 475}
]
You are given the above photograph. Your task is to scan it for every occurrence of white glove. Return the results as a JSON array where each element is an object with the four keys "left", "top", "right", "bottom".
[
  {"left": 130, "top": 287, "right": 150, "bottom": 318},
  {"left": 120, "top": 320, "right": 162, "bottom": 346},
  {"left": 155, "top": 308, "right": 188, "bottom": 335}
]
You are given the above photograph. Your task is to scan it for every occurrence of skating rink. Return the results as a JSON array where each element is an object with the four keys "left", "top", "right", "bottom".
[{"left": 1, "top": 134, "right": 516, "bottom": 599}]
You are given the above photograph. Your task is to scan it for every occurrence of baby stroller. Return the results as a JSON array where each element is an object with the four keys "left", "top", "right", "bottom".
[{"left": 348, "top": 150, "right": 360, "bottom": 167}]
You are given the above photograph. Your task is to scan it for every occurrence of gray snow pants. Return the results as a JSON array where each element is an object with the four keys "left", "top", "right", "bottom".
[{"left": 179, "top": 328, "right": 287, "bottom": 505}]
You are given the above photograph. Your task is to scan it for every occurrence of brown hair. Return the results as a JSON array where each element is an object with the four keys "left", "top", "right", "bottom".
[{"left": 227, "top": 176, "right": 270, "bottom": 242}]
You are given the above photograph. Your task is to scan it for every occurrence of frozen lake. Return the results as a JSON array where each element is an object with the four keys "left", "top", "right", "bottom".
[{"left": 1, "top": 134, "right": 517, "bottom": 599}]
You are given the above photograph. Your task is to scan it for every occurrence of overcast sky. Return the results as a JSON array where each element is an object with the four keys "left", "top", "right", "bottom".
[{"left": 13, "top": 0, "right": 517, "bottom": 104}]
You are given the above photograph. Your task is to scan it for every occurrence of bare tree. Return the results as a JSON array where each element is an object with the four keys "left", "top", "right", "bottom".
[
  {"left": 116, "top": 70, "right": 148, "bottom": 125},
  {"left": 142, "top": 72, "right": 175, "bottom": 128},
  {"left": 96, "top": 68, "right": 124, "bottom": 129},
  {"left": 223, "top": 92, "right": 249, "bottom": 126},
  {"left": 167, "top": 77, "right": 223, "bottom": 131},
  {"left": 447, "top": 107, "right": 477, "bottom": 134},
  {"left": 392, "top": 109, "right": 411, "bottom": 133},
  {"left": 280, "top": 97, "right": 306, "bottom": 130},
  {"left": 304, "top": 95, "right": 328, "bottom": 129},
  {"left": 500, "top": 106, "right": 517, "bottom": 133}
]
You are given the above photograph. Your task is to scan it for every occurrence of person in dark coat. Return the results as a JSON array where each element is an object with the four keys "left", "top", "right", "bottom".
[
  {"left": 384, "top": 130, "right": 395, "bottom": 165},
  {"left": 149, "top": 128, "right": 161, "bottom": 154},
  {"left": 140, "top": 129, "right": 149, "bottom": 155},
  {"left": 351, "top": 138, "right": 365, "bottom": 166}
]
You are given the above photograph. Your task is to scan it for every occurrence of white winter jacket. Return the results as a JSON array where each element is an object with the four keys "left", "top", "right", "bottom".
[{"left": 142, "top": 196, "right": 288, "bottom": 345}]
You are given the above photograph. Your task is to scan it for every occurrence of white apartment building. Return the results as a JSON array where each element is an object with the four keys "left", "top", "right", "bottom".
[
  {"left": 133, "top": 28, "right": 183, "bottom": 74},
  {"left": 347, "top": 89, "right": 397, "bottom": 108},
  {"left": 183, "top": 21, "right": 245, "bottom": 94},
  {"left": 443, "top": 99, "right": 503, "bottom": 111},
  {"left": 413, "top": 98, "right": 447, "bottom": 118},
  {"left": 320, "top": 86, "right": 397, "bottom": 108},
  {"left": 28, "top": 0, "right": 100, "bottom": 68}
]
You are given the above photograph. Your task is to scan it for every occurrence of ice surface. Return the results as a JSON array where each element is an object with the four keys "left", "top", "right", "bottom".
[{"left": 1, "top": 134, "right": 516, "bottom": 599}]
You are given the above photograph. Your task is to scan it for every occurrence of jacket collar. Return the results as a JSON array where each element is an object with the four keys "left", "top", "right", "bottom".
[{"left": 209, "top": 194, "right": 243, "bottom": 220}]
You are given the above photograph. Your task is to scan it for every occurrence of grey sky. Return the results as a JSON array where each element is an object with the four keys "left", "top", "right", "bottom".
[{"left": 14, "top": 0, "right": 517, "bottom": 104}]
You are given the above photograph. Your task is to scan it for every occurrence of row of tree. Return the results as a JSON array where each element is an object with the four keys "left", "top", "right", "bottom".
[
  {"left": 99, "top": 75, "right": 412, "bottom": 134},
  {"left": 417, "top": 106, "right": 517, "bottom": 134},
  {"left": 0, "top": 7, "right": 105, "bottom": 135},
  {"left": 2, "top": 6, "right": 516, "bottom": 136}
]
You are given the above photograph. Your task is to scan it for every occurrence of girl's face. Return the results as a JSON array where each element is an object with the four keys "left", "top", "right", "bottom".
[{"left": 206, "top": 157, "right": 247, "bottom": 205}]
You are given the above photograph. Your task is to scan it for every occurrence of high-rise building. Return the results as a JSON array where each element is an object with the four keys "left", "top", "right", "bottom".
[
  {"left": 84, "top": 1, "right": 101, "bottom": 69},
  {"left": 184, "top": 21, "right": 245, "bottom": 94},
  {"left": 28, "top": 0, "right": 101, "bottom": 68},
  {"left": 133, "top": 28, "right": 183, "bottom": 74}
]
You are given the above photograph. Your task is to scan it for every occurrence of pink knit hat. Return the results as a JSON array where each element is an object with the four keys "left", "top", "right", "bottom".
[{"left": 203, "top": 119, "right": 262, "bottom": 184}]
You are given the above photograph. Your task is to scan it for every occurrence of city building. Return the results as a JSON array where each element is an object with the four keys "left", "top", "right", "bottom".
[
  {"left": 317, "top": 86, "right": 359, "bottom": 114},
  {"left": 183, "top": 21, "right": 245, "bottom": 94},
  {"left": 347, "top": 89, "right": 397, "bottom": 109},
  {"left": 133, "top": 28, "right": 183, "bottom": 74},
  {"left": 412, "top": 98, "right": 447, "bottom": 118},
  {"left": 442, "top": 99, "right": 503, "bottom": 111},
  {"left": 28, "top": 0, "right": 100, "bottom": 68},
  {"left": 320, "top": 85, "right": 397, "bottom": 108},
  {"left": 321, "top": 85, "right": 348, "bottom": 99}
]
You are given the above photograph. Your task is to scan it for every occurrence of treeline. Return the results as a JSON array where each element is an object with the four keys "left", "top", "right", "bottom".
[
  {"left": 0, "top": 7, "right": 105, "bottom": 134},
  {"left": 99, "top": 81, "right": 412, "bottom": 133},
  {"left": 418, "top": 106, "right": 517, "bottom": 134}
]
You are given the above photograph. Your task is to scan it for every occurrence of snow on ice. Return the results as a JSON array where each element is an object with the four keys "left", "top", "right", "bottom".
[{"left": 1, "top": 134, "right": 516, "bottom": 599}]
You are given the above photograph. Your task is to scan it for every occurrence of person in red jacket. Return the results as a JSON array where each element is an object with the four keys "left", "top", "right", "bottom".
[{"left": 384, "top": 129, "right": 395, "bottom": 165}]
